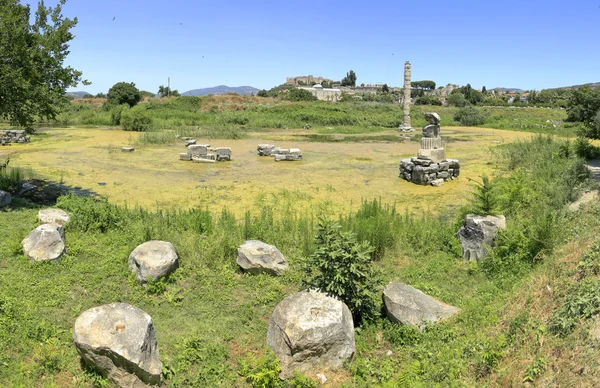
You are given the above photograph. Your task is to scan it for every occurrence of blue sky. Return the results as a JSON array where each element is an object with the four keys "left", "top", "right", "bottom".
[{"left": 40, "top": 0, "right": 600, "bottom": 94}]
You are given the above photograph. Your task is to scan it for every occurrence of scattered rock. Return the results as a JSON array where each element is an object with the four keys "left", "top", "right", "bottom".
[
  {"left": 184, "top": 139, "right": 197, "bottom": 146},
  {"left": 267, "top": 290, "right": 355, "bottom": 379},
  {"left": 257, "top": 144, "right": 276, "bottom": 156},
  {"left": 0, "top": 190, "right": 11, "bottom": 207},
  {"left": 457, "top": 214, "right": 506, "bottom": 261},
  {"left": 128, "top": 241, "right": 179, "bottom": 284},
  {"left": 22, "top": 224, "right": 66, "bottom": 262},
  {"left": 0, "top": 129, "right": 30, "bottom": 145},
  {"left": 316, "top": 373, "right": 327, "bottom": 384},
  {"left": 430, "top": 178, "right": 444, "bottom": 187},
  {"left": 179, "top": 153, "right": 191, "bottom": 161},
  {"left": 17, "top": 182, "right": 37, "bottom": 195},
  {"left": 237, "top": 240, "right": 288, "bottom": 275},
  {"left": 38, "top": 208, "right": 70, "bottom": 225},
  {"left": 73, "top": 303, "right": 163, "bottom": 387},
  {"left": 121, "top": 147, "right": 135, "bottom": 152},
  {"left": 383, "top": 282, "right": 459, "bottom": 330}
]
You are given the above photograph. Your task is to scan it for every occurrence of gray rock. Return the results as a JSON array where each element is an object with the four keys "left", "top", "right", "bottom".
[
  {"left": 38, "top": 208, "right": 70, "bottom": 225},
  {"left": 422, "top": 124, "right": 440, "bottom": 138},
  {"left": 430, "top": 179, "right": 444, "bottom": 187},
  {"left": 22, "top": 224, "right": 66, "bottom": 262},
  {"left": 128, "top": 241, "right": 179, "bottom": 284},
  {"left": 121, "top": 147, "right": 135, "bottom": 152},
  {"left": 73, "top": 303, "right": 162, "bottom": 387},
  {"left": 383, "top": 282, "right": 459, "bottom": 330},
  {"left": 237, "top": 240, "right": 288, "bottom": 275},
  {"left": 179, "top": 153, "right": 191, "bottom": 161},
  {"left": 187, "top": 144, "right": 208, "bottom": 156},
  {"left": 0, "top": 190, "right": 11, "bottom": 207},
  {"left": 458, "top": 215, "right": 506, "bottom": 261},
  {"left": 267, "top": 290, "right": 355, "bottom": 379},
  {"left": 184, "top": 139, "right": 197, "bottom": 146}
]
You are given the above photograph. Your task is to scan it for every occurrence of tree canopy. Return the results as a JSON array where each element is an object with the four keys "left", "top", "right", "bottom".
[
  {"left": 412, "top": 80, "right": 436, "bottom": 90},
  {"left": 341, "top": 70, "right": 357, "bottom": 87},
  {"left": 106, "top": 82, "right": 142, "bottom": 107},
  {"left": 0, "top": 0, "right": 86, "bottom": 130},
  {"left": 157, "top": 85, "right": 180, "bottom": 98}
]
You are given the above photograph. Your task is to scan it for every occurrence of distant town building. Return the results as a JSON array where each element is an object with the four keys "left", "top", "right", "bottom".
[
  {"left": 286, "top": 75, "right": 334, "bottom": 87},
  {"left": 298, "top": 84, "right": 342, "bottom": 102}
]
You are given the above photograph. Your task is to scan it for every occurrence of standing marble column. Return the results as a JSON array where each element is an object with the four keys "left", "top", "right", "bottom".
[{"left": 399, "top": 61, "right": 413, "bottom": 132}]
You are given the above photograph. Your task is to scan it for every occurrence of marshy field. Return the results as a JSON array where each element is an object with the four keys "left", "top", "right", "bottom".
[{"left": 2, "top": 97, "right": 600, "bottom": 387}]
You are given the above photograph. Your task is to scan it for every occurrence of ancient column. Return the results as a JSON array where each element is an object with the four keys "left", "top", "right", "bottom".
[{"left": 399, "top": 61, "right": 413, "bottom": 132}]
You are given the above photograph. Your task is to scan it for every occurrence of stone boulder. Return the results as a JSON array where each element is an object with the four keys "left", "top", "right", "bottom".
[
  {"left": 38, "top": 208, "right": 70, "bottom": 226},
  {"left": 383, "top": 282, "right": 459, "bottom": 330},
  {"left": 458, "top": 214, "right": 506, "bottom": 261},
  {"left": 73, "top": 303, "right": 163, "bottom": 387},
  {"left": 0, "top": 190, "right": 10, "bottom": 207},
  {"left": 267, "top": 290, "right": 355, "bottom": 379},
  {"left": 423, "top": 112, "right": 441, "bottom": 124},
  {"left": 22, "top": 224, "right": 66, "bottom": 262},
  {"left": 237, "top": 240, "right": 288, "bottom": 276},
  {"left": 128, "top": 241, "right": 179, "bottom": 284}
]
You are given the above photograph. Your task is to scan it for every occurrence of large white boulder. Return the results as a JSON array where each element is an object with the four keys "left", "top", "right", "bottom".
[
  {"left": 73, "top": 303, "right": 163, "bottom": 387},
  {"left": 237, "top": 240, "right": 288, "bottom": 276},
  {"left": 38, "top": 208, "right": 70, "bottom": 226},
  {"left": 457, "top": 214, "right": 506, "bottom": 261},
  {"left": 383, "top": 282, "right": 459, "bottom": 330},
  {"left": 128, "top": 241, "right": 179, "bottom": 284},
  {"left": 22, "top": 223, "right": 66, "bottom": 262},
  {"left": 267, "top": 290, "right": 355, "bottom": 379}
]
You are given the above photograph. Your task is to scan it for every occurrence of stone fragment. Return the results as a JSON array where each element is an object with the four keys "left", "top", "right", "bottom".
[
  {"left": 184, "top": 139, "right": 196, "bottom": 146},
  {"left": 411, "top": 157, "right": 431, "bottom": 167},
  {"left": 383, "top": 282, "right": 459, "bottom": 330},
  {"left": 430, "top": 179, "right": 444, "bottom": 187},
  {"left": 121, "top": 147, "right": 135, "bottom": 152},
  {"left": 422, "top": 124, "right": 440, "bottom": 138},
  {"left": 0, "top": 190, "right": 11, "bottom": 207},
  {"left": 73, "top": 303, "right": 163, "bottom": 387},
  {"left": 423, "top": 112, "right": 441, "bottom": 125},
  {"left": 258, "top": 144, "right": 276, "bottom": 156},
  {"left": 237, "top": 240, "right": 288, "bottom": 275},
  {"left": 192, "top": 157, "right": 216, "bottom": 163},
  {"left": 187, "top": 144, "right": 208, "bottom": 156},
  {"left": 22, "top": 224, "right": 66, "bottom": 262},
  {"left": 267, "top": 290, "right": 355, "bottom": 379},
  {"left": 128, "top": 241, "right": 179, "bottom": 284},
  {"left": 179, "top": 153, "right": 191, "bottom": 161},
  {"left": 38, "top": 208, "right": 70, "bottom": 225},
  {"left": 457, "top": 215, "right": 506, "bottom": 261},
  {"left": 417, "top": 148, "right": 446, "bottom": 163}
]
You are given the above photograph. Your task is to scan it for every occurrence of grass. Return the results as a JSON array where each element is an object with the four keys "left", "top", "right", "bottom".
[{"left": 0, "top": 134, "right": 594, "bottom": 387}]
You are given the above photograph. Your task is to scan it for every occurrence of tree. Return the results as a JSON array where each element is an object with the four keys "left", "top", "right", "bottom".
[
  {"left": 257, "top": 89, "right": 268, "bottom": 97},
  {"left": 95, "top": 92, "right": 107, "bottom": 98},
  {"left": 106, "top": 82, "right": 142, "bottom": 107},
  {"left": 286, "top": 88, "right": 316, "bottom": 101},
  {"left": 140, "top": 90, "right": 155, "bottom": 99},
  {"left": 482, "top": 86, "right": 487, "bottom": 95},
  {"left": 381, "top": 84, "right": 390, "bottom": 93},
  {"left": 157, "top": 85, "right": 180, "bottom": 98},
  {"left": 446, "top": 92, "right": 468, "bottom": 107},
  {"left": 412, "top": 80, "right": 436, "bottom": 90},
  {"left": 0, "top": 0, "right": 86, "bottom": 131},
  {"left": 341, "top": 70, "right": 357, "bottom": 87}
]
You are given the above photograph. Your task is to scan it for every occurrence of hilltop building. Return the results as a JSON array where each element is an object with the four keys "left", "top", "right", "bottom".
[
  {"left": 286, "top": 75, "right": 334, "bottom": 87},
  {"left": 297, "top": 84, "right": 342, "bottom": 102}
]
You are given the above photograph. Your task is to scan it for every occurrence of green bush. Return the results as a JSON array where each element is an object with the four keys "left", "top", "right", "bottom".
[
  {"left": 302, "top": 217, "right": 382, "bottom": 324},
  {"left": 0, "top": 158, "right": 24, "bottom": 193},
  {"left": 109, "top": 104, "right": 129, "bottom": 126},
  {"left": 286, "top": 88, "right": 317, "bottom": 102},
  {"left": 121, "top": 106, "right": 153, "bottom": 131},
  {"left": 548, "top": 280, "right": 600, "bottom": 337},
  {"left": 454, "top": 107, "right": 486, "bottom": 126},
  {"left": 415, "top": 95, "right": 442, "bottom": 106}
]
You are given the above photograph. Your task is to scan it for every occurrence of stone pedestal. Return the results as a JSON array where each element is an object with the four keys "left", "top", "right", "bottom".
[{"left": 399, "top": 112, "right": 460, "bottom": 186}]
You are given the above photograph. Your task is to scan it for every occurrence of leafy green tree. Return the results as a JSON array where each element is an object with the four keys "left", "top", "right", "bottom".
[
  {"left": 286, "top": 88, "right": 316, "bottom": 101},
  {"left": 95, "top": 92, "right": 107, "bottom": 98},
  {"left": 447, "top": 92, "right": 468, "bottom": 107},
  {"left": 415, "top": 95, "right": 442, "bottom": 105},
  {"left": 341, "top": 70, "right": 357, "bottom": 87},
  {"left": 303, "top": 217, "right": 382, "bottom": 324},
  {"left": 157, "top": 85, "right": 180, "bottom": 97},
  {"left": 482, "top": 86, "right": 487, "bottom": 95},
  {"left": 82, "top": 93, "right": 94, "bottom": 99},
  {"left": 140, "top": 90, "right": 155, "bottom": 99},
  {"left": 412, "top": 80, "right": 436, "bottom": 90},
  {"left": 469, "top": 175, "right": 498, "bottom": 214},
  {"left": 381, "top": 84, "right": 390, "bottom": 93},
  {"left": 257, "top": 89, "right": 268, "bottom": 97},
  {"left": 0, "top": 0, "right": 87, "bottom": 130},
  {"left": 106, "top": 82, "right": 142, "bottom": 107}
]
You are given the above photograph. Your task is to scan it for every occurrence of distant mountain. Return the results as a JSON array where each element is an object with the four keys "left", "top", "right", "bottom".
[
  {"left": 551, "top": 82, "right": 600, "bottom": 90},
  {"left": 182, "top": 85, "right": 259, "bottom": 96},
  {"left": 491, "top": 87, "right": 524, "bottom": 93},
  {"left": 66, "top": 91, "right": 91, "bottom": 99}
]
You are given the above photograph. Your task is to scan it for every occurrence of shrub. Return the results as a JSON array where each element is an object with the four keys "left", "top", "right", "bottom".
[
  {"left": 454, "top": 107, "right": 486, "bottom": 126},
  {"left": 109, "top": 104, "right": 129, "bottom": 125},
  {"left": 415, "top": 95, "right": 442, "bottom": 106},
  {"left": 548, "top": 280, "right": 600, "bottom": 337},
  {"left": 0, "top": 158, "right": 24, "bottom": 193},
  {"left": 468, "top": 175, "right": 498, "bottom": 214},
  {"left": 446, "top": 92, "right": 468, "bottom": 107},
  {"left": 286, "top": 88, "right": 317, "bottom": 102},
  {"left": 302, "top": 217, "right": 382, "bottom": 324},
  {"left": 121, "top": 106, "right": 153, "bottom": 131}
]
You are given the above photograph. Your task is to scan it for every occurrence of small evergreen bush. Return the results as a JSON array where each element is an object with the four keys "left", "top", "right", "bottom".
[{"left": 121, "top": 106, "right": 153, "bottom": 131}]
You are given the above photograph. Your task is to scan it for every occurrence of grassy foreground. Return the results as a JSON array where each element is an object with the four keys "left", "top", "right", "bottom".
[{"left": 1, "top": 135, "right": 598, "bottom": 387}]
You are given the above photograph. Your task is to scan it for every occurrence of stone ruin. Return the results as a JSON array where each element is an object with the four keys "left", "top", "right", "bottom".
[
  {"left": 1, "top": 129, "right": 30, "bottom": 146},
  {"left": 179, "top": 141, "right": 231, "bottom": 163},
  {"left": 399, "top": 112, "right": 460, "bottom": 186},
  {"left": 398, "top": 61, "right": 414, "bottom": 133},
  {"left": 257, "top": 144, "right": 302, "bottom": 161}
]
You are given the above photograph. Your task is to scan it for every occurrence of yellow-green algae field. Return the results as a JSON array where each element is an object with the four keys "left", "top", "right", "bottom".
[{"left": 2, "top": 126, "right": 532, "bottom": 215}]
